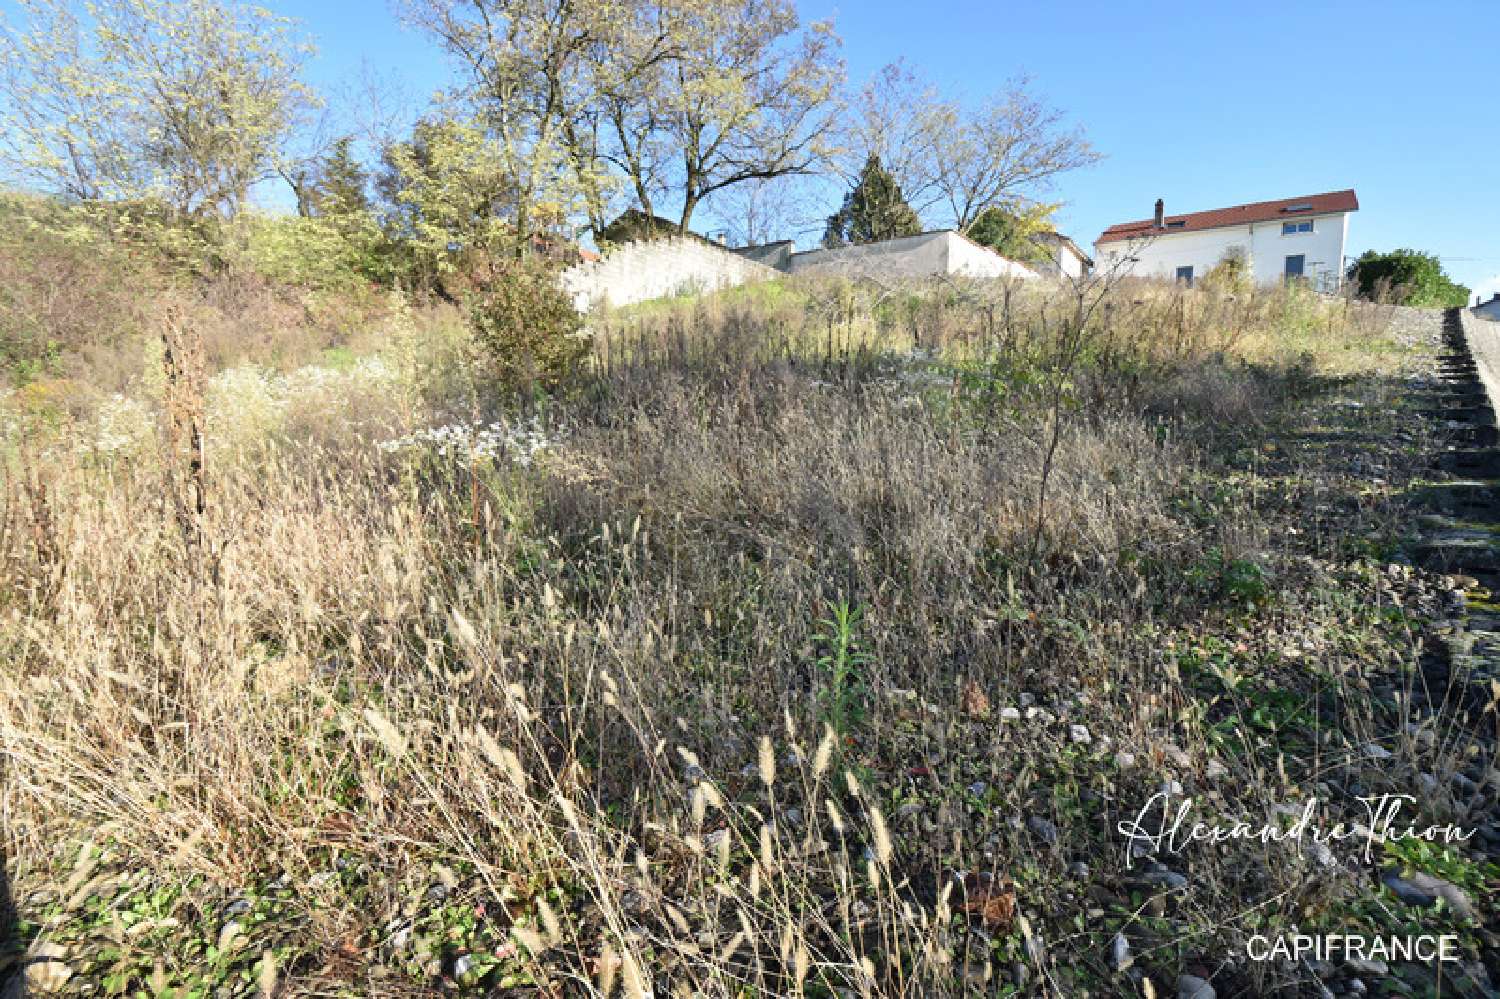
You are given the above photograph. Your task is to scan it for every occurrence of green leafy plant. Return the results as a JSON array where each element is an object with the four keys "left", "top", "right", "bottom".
[
  {"left": 467, "top": 259, "right": 588, "bottom": 389},
  {"left": 815, "top": 600, "right": 870, "bottom": 737},
  {"left": 1348, "top": 248, "right": 1470, "bottom": 307}
]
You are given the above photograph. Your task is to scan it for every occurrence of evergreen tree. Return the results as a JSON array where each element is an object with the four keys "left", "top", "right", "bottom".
[
  {"left": 822, "top": 155, "right": 923, "bottom": 247},
  {"left": 314, "top": 137, "right": 372, "bottom": 217},
  {"left": 965, "top": 204, "right": 1054, "bottom": 264}
]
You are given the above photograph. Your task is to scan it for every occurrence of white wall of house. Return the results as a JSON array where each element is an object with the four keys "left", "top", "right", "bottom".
[
  {"left": 787, "top": 231, "right": 1036, "bottom": 281},
  {"left": 1056, "top": 243, "right": 1088, "bottom": 280},
  {"left": 1096, "top": 213, "right": 1350, "bottom": 291}
]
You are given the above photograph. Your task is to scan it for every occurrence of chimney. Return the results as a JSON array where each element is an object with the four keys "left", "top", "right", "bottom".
[{"left": 1154, "top": 199, "right": 1164, "bottom": 229}]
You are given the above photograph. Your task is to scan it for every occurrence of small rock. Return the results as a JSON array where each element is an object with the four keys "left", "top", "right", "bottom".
[
  {"left": 1000, "top": 706, "right": 1021, "bottom": 721},
  {"left": 1205, "top": 758, "right": 1228, "bottom": 779},
  {"left": 25, "top": 942, "right": 72, "bottom": 993},
  {"left": 1140, "top": 869, "right": 1188, "bottom": 890},
  {"left": 1178, "top": 974, "right": 1216, "bottom": 999},
  {"left": 1026, "top": 816, "right": 1059, "bottom": 846},
  {"left": 1300, "top": 838, "right": 1338, "bottom": 869},
  {"left": 1115, "top": 751, "right": 1137, "bottom": 770},
  {"left": 1019, "top": 693, "right": 1036, "bottom": 708},
  {"left": 1346, "top": 957, "right": 1387, "bottom": 977},
  {"left": 453, "top": 953, "right": 476, "bottom": 979},
  {"left": 1381, "top": 872, "right": 1437, "bottom": 908},
  {"left": 1346, "top": 979, "right": 1367, "bottom": 995},
  {"left": 1400, "top": 872, "right": 1475, "bottom": 919},
  {"left": 218, "top": 920, "right": 245, "bottom": 951},
  {"left": 1070, "top": 724, "right": 1092, "bottom": 745},
  {"left": 1363, "top": 743, "right": 1393, "bottom": 761},
  {"left": 1067, "top": 861, "right": 1090, "bottom": 878},
  {"left": 1110, "top": 932, "right": 1131, "bottom": 971}
]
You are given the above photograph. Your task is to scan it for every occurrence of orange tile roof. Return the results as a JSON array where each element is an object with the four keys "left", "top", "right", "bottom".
[{"left": 1096, "top": 189, "right": 1358, "bottom": 245}]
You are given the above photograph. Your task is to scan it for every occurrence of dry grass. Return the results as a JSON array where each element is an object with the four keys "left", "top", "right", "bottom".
[{"left": 2, "top": 277, "right": 1491, "bottom": 996}]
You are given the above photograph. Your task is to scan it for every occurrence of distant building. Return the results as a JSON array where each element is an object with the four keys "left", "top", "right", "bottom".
[
  {"left": 1031, "top": 231, "right": 1093, "bottom": 280},
  {"left": 729, "top": 229, "right": 1056, "bottom": 282},
  {"left": 1094, "top": 189, "right": 1358, "bottom": 292},
  {"left": 767, "top": 230, "right": 1038, "bottom": 282},
  {"left": 1476, "top": 292, "right": 1500, "bottom": 321},
  {"left": 564, "top": 225, "right": 1044, "bottom": 312}
]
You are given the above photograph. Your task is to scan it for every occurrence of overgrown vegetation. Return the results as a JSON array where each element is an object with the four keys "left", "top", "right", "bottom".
[
  {"left": 1, "top": 2, "right": 1495, "bottom": 996},
  {"left": 4, "top": 270, "right": 1494, "bottom": 996},
  {"left": 1349, "top": 248, "right": 1471, "bottom": 308}
]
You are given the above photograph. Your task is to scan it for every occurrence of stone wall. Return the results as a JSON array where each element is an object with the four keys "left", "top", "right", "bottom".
[{"left": 560, "top": 237, "right": 778, "bottom": 311}]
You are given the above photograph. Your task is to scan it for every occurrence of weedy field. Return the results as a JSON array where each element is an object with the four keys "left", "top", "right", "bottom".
[{"left": 2, "top": 275, "right": 1497, "bottom": 997}]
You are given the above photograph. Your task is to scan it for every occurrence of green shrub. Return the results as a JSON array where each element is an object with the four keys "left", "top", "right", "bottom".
[
  {"left": 233, "top": 212, "right": 393, "bottom": 291},
  {"left": 1348, "top": 248, "right": 1469, "bottom": 307},
  {"left": 467, "top": 260, "right": 588, "bottom": 388}
]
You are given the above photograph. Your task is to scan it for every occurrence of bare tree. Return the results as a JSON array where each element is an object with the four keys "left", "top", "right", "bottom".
[
  {"left": 705, "top": 174, "right": 822, "bottom": 246},
  {"left": 0, "top": 0, "right": 318, "bottom": 216},
  {"left": 836, "top": 65, "right": 1098, "bottom": 234},
  {"left": 396, "top": 0, "right": 607, "bottom": 247},
  {"left": 836, "top": 60, "right": 947, "bottom": 214},
  {"left": 665, "top": 1, "right": 842, "bottom": 231},
  {"left": 931, "top": 79, "right": 1100, "bottom": 233},
  {"left": 401, "top": 0, "right": 841, "bottom": 242}
]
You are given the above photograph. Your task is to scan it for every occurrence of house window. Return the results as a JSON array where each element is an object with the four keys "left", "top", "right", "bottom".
[
  {"left": 1175, "top": 265, "right": 1194, "bottom": 286},
  {"left": 1282, "top": 220, "right": 1313, "bottom": 235}
]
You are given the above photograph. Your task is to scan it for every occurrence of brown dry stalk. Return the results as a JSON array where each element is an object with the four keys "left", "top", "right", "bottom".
[{"left": 161, "top": 304, "right": 208, "bottom": 559}]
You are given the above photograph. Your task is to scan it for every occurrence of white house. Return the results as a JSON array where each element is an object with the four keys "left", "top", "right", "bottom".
[
  {"left": 1475, "top": 292, "right": 1500, "bottom": 321},
  {"left": 1094, "top": 190, "right": 1358, "bottom": 292}
]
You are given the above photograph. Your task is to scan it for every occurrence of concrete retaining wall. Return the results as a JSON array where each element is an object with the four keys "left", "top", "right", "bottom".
[
  {"left": 1461, "top": 307, "right": 1500, "bottom": 416},
  {"left": 785, "top": 230, "right": 1036, "bottom": 282},
  {"left": 560, "top": 237, "right": 778, "bottom": 311}
]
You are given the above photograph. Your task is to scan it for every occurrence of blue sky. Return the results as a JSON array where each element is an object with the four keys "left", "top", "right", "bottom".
[{"left": 8, "top": 0, "right": 1497, "bottom": 300}]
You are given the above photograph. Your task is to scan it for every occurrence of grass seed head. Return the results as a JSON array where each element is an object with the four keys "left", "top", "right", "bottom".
[{"left": 758, "top": 735, "right": 776, "bottom": 787}]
